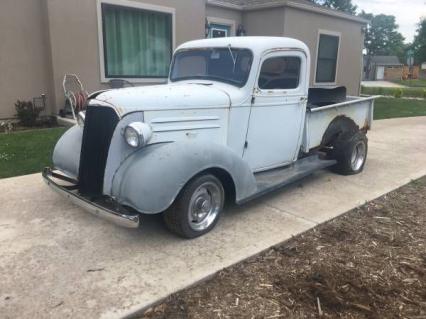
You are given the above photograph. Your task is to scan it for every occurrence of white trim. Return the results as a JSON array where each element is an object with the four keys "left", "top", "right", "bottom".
[
  {"left": 313, "top": 29, "right": 341, "bottom": 86},
  {"left": 207, "top": 16, "right": 237, "bottom": 36},
  {"left": 96, "top": 0, "right": 176, "bottom": 84},
  {"left": 255, "top": 51, "right": 307, "bottom": 95},
  {"left": 207, "top": 0, "right": 242, "bottom": 10},
  {"left": 211, "top": 27, "right": 229, "bottom": 37}
]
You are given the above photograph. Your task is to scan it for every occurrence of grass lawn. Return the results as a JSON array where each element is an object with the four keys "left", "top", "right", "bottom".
[
  {"left": 361, "top": 86, "right": 426, "bottom": 98},
  {"left": 0, "top": 127, "right": 67, "bottom": 179},
  {"left": 374, "top": 97, "right": 426, "bottom": 120},
  {"left": 392, "top": 79, "right": 426, "bottom": 88}
]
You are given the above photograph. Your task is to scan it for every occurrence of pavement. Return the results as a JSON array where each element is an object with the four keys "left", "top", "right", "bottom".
[
  {"left": 361, "top": 80, "right": 407, "bottom": 88},
  {"left": 56, "top": 116, "right": 76, "bottom": 127},
  {"left": 1, "top": 116, "right": 426, "bottom": 319}
]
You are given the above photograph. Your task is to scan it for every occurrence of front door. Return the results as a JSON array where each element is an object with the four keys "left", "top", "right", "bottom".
[{"left": 243, "top": 50, "right": 308, "bottom": 171}]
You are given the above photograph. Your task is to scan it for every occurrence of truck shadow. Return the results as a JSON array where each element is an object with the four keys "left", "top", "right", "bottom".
[
  {"left": 131, "top": 171, "right": 325, "bottom": 241},
  {"left": 225, "top": 171, "right": 322, "bottom": 218}
]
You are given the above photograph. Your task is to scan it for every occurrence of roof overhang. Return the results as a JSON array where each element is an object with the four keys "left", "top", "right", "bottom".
[
  {"left": 207, "top": 0, "right": 369, "bottom": 24},
  {"left": 207, "top": 0, "right": 242, "bottom": 10}
]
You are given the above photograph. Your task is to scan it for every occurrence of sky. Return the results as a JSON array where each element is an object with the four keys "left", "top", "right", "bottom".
[{"left": 352, "top": 0, "right": 426, "bottom": 43}]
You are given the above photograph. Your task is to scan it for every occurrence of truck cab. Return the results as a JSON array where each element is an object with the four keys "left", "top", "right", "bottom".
[{"left": 44, "top": 37, "right": 376, "bottom": 238}]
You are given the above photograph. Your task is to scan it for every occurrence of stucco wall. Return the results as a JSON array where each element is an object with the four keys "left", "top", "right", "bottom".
[
  {"left": 45, "top": 0, "right": 206, "bottom": 112},
  {"left": 0, "top": 0, "right": 365, "bottom": 118},
  {"left": 206, "top": 4, "right": 243, "bottom": 35},
  {"left": 243, "top": 8, "right": 285, "bottom": 36},
  {"left": 283, "top": 7, "right": 364, "bottom": 95},
  {"left": 0, "top": 0, "right": 54, "bottom": 119}
]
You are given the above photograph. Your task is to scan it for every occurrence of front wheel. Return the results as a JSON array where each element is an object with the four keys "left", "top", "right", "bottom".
[
  {"left": 163, "top": 174, "right": 225, "bottom": 238},
  {"left": 330, "top": 131, "right": 368, "bottom": 175}
]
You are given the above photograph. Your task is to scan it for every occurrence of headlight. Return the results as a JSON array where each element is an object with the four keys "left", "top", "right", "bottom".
[
  {"left": 124, "top": 122, "right": 152, "bottom": 148},
  {"left": 77, "top": 111, "right": 85, "bottom": 127}
]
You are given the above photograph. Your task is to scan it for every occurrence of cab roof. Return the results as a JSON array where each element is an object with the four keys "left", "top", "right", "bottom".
[{"left": 176, "top": 36, "right": 309, "bottom": 57}]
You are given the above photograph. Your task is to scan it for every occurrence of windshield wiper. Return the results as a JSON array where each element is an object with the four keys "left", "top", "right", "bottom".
[{"left": 228, "top": 44, "right": 237, "bottom": 72}]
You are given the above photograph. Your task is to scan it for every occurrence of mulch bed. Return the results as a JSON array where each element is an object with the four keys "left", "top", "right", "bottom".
[{"left": 142, "top": 176, "right": 426, "bottom": 319}]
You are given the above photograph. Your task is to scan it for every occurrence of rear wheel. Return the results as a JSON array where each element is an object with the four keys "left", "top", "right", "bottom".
[
  {"left": 163, "top": 174, "right": 225, "bottom": 238},
  {"left": 330, "top": 131, "right": 368, "bottom": 175}
]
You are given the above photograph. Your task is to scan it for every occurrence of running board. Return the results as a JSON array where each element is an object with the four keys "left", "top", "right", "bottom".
[{"left": 238, "top": 155, "right": 336, "bottom": 204}]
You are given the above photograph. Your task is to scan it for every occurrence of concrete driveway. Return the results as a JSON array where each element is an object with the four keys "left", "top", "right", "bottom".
[
  {"left": 1, "top": 117, "right": 426, "bottom": 319},
  {"left": 362, "top": 80, "right": 407, "bottom": 88}
]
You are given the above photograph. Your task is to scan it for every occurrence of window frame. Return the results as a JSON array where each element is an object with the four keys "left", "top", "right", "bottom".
[
  {"left": 314, "top": 29, "right": 341, "bottom": 86},
  {"left": 96, "top": 0, "right": 176, "bottom": 83},
  {"left": 257, "top": 56, "right": 302, "bottom": 91},
  {"left": 207, "top": 17, "right": 236, "bottom": 38},
  {"left": 169, "top": 47, "right": 254, "bottom": 88},
  {"left": 210, "top": 26, "right": 229, "bottom": 38},
  {"left": 256, "top": 50, "right": 306, "bottom": 95}
]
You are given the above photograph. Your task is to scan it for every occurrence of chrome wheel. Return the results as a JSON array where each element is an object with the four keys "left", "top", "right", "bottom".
[
  {"left": 187, "top": 181, "right": 223, "bottom": 232},
  {"left": 350, "top": 140, "right": 366, "bottom": 171}
]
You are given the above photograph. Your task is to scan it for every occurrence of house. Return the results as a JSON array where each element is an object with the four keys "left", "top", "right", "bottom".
[
  {"left": 0, "top": 0, "right": 368, "bottom": 119},
  {"left": 421, "top": 63, "right": 426, "bottom": 79},
  {"left": 363, "top": 55, "right": 404, "bottom": 81}
]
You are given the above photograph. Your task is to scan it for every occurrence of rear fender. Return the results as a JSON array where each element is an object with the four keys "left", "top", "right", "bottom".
[
  {"left": 321, "top": 116, "right": 359, "bottom": 147},
  {"left": 109, "top": 141, "right": 257, "bottom": 214}
]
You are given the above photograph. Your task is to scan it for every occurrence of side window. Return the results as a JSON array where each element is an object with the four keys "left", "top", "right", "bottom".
[
  {"left": 258, "top": 56, "right": 301, "bottom": 90},
  {"left": 316, "top": 33, "right": 339, "bottom": 83}
]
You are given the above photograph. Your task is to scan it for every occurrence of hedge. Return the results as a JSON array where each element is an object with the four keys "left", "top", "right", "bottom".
[{"left": 361, "top": 86, "right": 426, "bottom": 99}]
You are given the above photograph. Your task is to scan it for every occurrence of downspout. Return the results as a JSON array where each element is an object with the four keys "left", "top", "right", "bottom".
[
  {"left": 358, "top": 25, "right": 366, "bottom": 95},
  {"left": 40, "top": 0, "right": 57, "bottom": 116}
]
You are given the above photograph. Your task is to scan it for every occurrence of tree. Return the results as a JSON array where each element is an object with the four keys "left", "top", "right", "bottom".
[
  {"left": 359, "top": 11, "right": 406, "bottom": 60},
  {"left": 310, "top": 0, "right": 357, "bottom": 14},
  {"left": 412, "top": 18, "right": 426, "bottom": 64}
]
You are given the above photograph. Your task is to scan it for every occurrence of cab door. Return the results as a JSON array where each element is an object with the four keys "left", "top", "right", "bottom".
[{"left": 242, "top": 50, "right": 308, "bottom": 171}]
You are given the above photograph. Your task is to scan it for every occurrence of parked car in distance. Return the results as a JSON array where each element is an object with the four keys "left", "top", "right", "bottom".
[{"left": 43, "top": 37, "right": 377, "bottom": 238}]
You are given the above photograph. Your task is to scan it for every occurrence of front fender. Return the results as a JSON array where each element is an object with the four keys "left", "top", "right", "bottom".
[
  {"left": 110, "top": 141, "right": 257, "bottom": 214},
  {"left": 52, "top": 125, "right": 83, "bottom": 179}
]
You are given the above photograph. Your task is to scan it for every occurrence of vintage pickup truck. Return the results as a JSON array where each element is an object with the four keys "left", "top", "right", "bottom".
[{"left": 43, "top": 37, "right": 377, "bottom": 238}]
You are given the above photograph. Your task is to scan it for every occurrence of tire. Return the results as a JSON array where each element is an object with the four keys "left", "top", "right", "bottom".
[
  {"left": 330, "top": 131, "right": 368, "bottom": 175},
  {"left": 163, "top": 174, "right": 225, "bottom": 239}
]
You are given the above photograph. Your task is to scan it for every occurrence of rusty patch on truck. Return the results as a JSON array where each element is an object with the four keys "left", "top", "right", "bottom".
[{"left": 361, "top": 119, "right": 370, "bottom": 132}]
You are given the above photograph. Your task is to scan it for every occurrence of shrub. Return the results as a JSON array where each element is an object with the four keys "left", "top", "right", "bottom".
[
  {"left": 15, "top": 100, "right": 42, "bottom": 127},
  {"left": 361, "top": 86, "right": 426, "bottom": 99},
  {"left": 39, "top": 115, "right": 58, "bottom": 128},
  {"left": 394, "top": 88, "right": 403, "bottom": 98}
]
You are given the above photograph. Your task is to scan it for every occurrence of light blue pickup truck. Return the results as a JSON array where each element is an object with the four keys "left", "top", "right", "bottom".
[{"left": 43, "top": 37, "right": 377, "bottom": 238}]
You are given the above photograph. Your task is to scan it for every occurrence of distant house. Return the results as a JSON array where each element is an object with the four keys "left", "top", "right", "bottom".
[
  {"left": 363, "top": 55, "right": 403, "bottom": 81},
  {"left": 420, "top": 62, "right": 426, "bottom": 79},
  {"left": 0, "top": 0, "right": 368, "bottom": 119}
]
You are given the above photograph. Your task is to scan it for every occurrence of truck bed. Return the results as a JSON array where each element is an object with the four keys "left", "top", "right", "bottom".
[{"left": 302, "top": 95, "right": 377, "bottom": 152}]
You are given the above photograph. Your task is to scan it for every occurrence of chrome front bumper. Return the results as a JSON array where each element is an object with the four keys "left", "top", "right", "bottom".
[{"left": 42, "top": 167, "right": 140, "bottom": 228}]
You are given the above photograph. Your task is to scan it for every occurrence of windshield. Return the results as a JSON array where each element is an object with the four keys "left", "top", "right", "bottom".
[{"left": 170, "top": 48, "right": 253, "bottom": 87}]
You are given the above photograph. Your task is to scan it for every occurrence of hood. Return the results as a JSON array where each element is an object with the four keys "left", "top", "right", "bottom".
[{"left": 94, "top": 83, "right": 231, "bottom": 116}]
